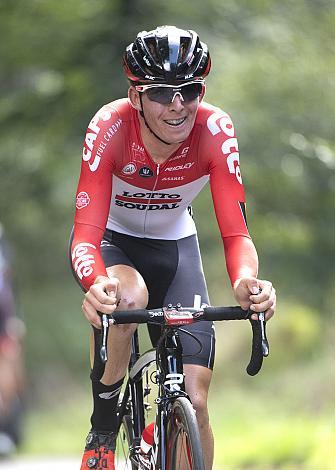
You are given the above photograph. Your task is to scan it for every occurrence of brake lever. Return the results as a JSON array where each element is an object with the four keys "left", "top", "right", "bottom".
[
  {"left": 258, "top": 312, "right": 269, "bottom": 357},
  {"left": 100, "top": 313, "right": 110, "bottom": 363},
  {"left": 253, "top": 287, "right": 269, "bottom": 357}
]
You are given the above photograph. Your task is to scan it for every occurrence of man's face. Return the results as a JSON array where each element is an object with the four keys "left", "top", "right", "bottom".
[
  {"left": 130, "top": 82, "right": 204, "bottom": 145},
  {"left": 140, "top": 92, "right": 200, "bottom": 144}
]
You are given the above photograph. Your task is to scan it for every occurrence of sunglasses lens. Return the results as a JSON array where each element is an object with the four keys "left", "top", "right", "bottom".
[
  {"left": 182, "top": 83, "right": 203, "bottom": 102},
  {"left": 146, "top": 87, "right": 173, "bottom": 104},
  {"left": 145, "top": 83, "right": 203, "bottom": 104}
]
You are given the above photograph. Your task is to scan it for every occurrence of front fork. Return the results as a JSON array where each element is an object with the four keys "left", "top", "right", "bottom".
[{"left": 152, "top": 329, "right": 186, "bottom": 469}]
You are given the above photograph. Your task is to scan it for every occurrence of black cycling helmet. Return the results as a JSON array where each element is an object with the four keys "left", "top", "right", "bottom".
[{"left": 123, "top": 25, "right": 211, "bottom": 84}]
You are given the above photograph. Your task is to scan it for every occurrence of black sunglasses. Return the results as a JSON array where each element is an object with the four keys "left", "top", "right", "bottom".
[{"left": 135, "top": 80, "right": 205, "bottom": 105}]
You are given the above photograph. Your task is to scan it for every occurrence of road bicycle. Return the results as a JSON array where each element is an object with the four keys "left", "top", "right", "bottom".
[{"left": 99, "top": 301, "right": 269, "bottom": 470}]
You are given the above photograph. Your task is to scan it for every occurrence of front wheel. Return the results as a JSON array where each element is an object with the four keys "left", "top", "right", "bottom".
[
  {"left": 115, "top": 414, "right": 137, "bottom": 470},
  {"left": 166, "top": 397, "right": 205, "bottom": 470}
]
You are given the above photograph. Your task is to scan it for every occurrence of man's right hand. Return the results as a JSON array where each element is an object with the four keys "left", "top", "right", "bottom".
[{"left": 82, "top": 275, "right": 120, "bottom": 329}]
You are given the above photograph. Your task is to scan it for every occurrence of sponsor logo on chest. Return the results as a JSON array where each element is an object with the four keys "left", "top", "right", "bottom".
[
  {"left": 168, "top": 146, "right": 190, "bottom": 161},
  {"left": 122, "top": 163, "right": 137, "bottom": 176},
  {"left": 164, "top": 162, "right": 194, "bottom": 172},
  {"left": 131, "top": 142, "right": 146, "bottom": 163},
  {"left": 138, "top": 166, "right": 154, "bottom": 177},
  {"left": 114, "top": 191, "right": 181, "bottom": 210},
  {"left": 162, "top": 176, "right": 185, "bottom": 181}
]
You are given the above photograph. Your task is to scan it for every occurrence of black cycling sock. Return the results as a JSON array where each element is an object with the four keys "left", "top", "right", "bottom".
[{"left": 90, "top": 377, "right": 124, "bottom": 433}]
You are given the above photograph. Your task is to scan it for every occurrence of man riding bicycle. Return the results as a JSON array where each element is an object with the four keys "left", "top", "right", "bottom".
[{"left": 70, "top": 25, "right": 276, "bottom": 470}]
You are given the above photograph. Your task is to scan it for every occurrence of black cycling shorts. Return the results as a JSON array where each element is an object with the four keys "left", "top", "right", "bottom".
[{"left": 70, "top": 229, "right": 215, "bottom": 370}]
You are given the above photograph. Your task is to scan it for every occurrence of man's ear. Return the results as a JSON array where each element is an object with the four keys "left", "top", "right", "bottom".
[
  {"left": 199, "top": 83, "right": 206, "bottom": 102},
  {"left": 128, "top": 87, "right": 142, "bottom": 111}
]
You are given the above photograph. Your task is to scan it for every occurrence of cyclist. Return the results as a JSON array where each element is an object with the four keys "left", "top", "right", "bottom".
[{"left": 70, "top": 25, "right": 276, "bottom": 470}]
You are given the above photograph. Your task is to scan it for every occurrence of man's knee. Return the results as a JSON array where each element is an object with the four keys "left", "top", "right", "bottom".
[{"left": 106, "top": 265, "right": 149, "bottom": 310}]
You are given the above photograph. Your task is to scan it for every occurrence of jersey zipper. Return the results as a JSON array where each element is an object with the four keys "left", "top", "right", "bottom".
[{"left": 142, "top": 163, "right": 160, "bottom": 235}]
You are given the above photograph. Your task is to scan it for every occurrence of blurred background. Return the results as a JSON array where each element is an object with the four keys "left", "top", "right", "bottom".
[{"left": 0, "top": 0, "right": 334, "bottom": 468}]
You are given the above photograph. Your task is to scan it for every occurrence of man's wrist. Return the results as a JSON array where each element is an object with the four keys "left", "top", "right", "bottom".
[{"left": 94, "top": 274, "right": 109, "bottom": 284}]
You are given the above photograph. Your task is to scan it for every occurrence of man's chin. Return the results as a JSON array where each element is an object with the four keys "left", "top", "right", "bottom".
[{"left": 162, "top": 128, "right": 190, "bottom": 144}]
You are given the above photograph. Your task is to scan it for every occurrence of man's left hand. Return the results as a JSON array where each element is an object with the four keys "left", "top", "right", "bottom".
[{"left": 233, "top": 277, "right": 276, "bottom": 321}]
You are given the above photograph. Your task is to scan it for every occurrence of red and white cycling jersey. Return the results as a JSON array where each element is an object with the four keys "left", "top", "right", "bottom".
[{"left": 72, "top": 98, "right": 250, "bottom": 290}]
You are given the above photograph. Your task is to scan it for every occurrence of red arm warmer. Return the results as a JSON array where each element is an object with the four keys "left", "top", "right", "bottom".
[
  {"left": 71, "top": 223, "right": 108, "bottom": 292},
  {"left": 223, "top": 235, "right": 259, "bottom": 286}
]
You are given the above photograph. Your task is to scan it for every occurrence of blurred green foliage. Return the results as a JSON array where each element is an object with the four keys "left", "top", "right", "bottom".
[{"left": 1, "top": 0, "right": 334, "bottom": 467}]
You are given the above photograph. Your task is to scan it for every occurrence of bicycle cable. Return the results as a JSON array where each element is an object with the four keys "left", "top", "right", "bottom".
[
  {"left": 152, "top": 324, "right": 204, "bottom": 363},
  {"left": 178, "top": 327, "right": 204, "bottom": 358}
]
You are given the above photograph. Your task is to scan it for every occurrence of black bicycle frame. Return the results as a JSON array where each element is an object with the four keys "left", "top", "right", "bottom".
[
  {"left": 150, "top": 327, "right": 187, "bottom": 469},
  {"left": 115, "top": 325, "right": 189, "bottom": 469}
]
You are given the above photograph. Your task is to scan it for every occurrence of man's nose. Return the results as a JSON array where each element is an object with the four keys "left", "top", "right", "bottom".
[{"left": 169, "top": 92, "right": 185, "bottom": 110}]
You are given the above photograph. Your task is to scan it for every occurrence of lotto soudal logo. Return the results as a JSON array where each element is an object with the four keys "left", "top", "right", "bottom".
[
  {"left": 164, "top": 162, "right": 194, "bottom": 172},
  {"left": 76, "top": 191, "right": 90, "bottom": 209},
  {"left": 115, "top": 191, "right": 181, "bottom": 210},
  {"left": 122, "top": 163, "right": 137, "bottom": 175}
]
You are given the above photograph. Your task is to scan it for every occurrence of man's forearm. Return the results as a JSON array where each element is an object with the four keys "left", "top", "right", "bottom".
[{"left": 223, "top": 235, "right": 259, "bottom": 286}]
